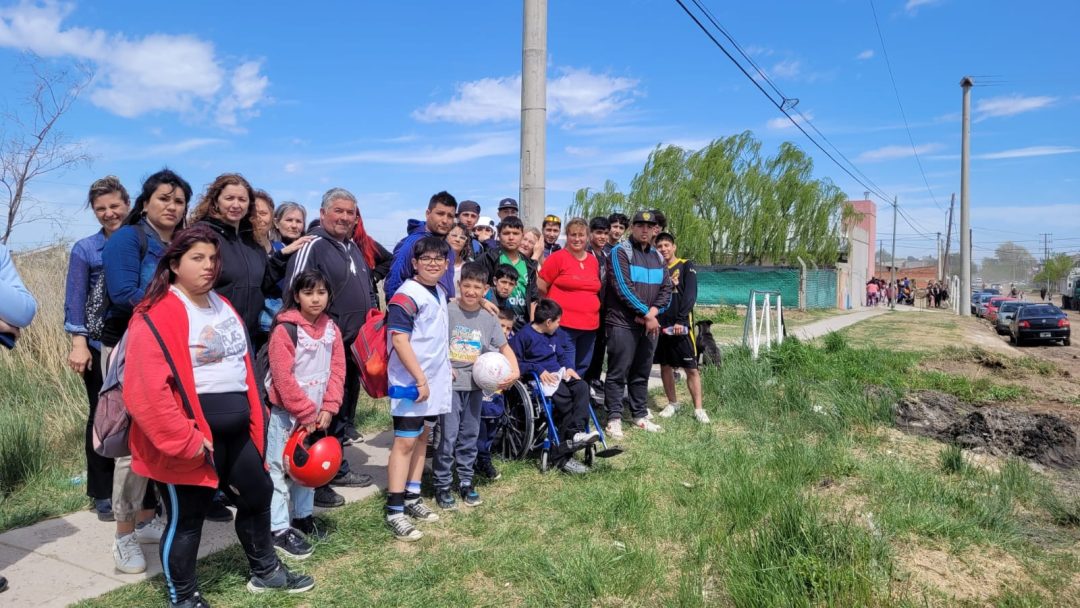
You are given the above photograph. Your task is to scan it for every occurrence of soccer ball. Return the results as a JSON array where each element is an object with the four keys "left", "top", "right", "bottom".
[{"left": 473, "top": 352, "right": 512, "bottom": 392}]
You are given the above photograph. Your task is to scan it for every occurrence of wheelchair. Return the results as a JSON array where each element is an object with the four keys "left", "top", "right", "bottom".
[{"left": 491, "top": 372, "right": 609, "bottom": 472}]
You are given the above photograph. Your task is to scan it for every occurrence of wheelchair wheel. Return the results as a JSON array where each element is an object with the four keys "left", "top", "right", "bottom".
[
  {"left": 494, "top": 381, "right": 535, "bottom": 460},
  {"left": 539, "top": 449, "right": 550, "bottom": 473},
  {"left": 583, "top": 444, "right": 595, "bottom": 468}
]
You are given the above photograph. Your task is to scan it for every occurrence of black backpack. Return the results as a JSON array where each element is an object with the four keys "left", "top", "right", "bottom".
[
  {"left": 86, "top": 227, "right": 148, "bottom": 341},
  {"left": 254, "top": 321, "right": 298, "bottom": 408}
]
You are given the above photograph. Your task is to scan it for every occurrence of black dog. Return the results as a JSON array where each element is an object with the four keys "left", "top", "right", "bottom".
[{"left": 695, "top": 320, "right": 722, "bottom": 367}]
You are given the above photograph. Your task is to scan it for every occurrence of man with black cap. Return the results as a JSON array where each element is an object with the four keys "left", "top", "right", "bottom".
[
  {"left": 603, "top": 210, "right": 672, "bottom": 439},
  {"left": 497, "top": 197, "right": 519, "bottom": 220},
  {"left": 457, "top": 199, "right": 484, "bottom": 256}
]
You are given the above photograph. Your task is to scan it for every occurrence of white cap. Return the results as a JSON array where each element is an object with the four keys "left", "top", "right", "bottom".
[{"left": 476, "top": 216, "right": 495, "bottom": 228}]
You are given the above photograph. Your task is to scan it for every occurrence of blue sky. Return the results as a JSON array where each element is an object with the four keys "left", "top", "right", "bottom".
[{"left": 0, "top": 0, "right": 1077, "bottom": 261}]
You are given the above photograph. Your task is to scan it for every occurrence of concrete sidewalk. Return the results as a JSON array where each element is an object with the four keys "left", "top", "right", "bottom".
[{"left": 0, "top": 433, "right": 393, "bottom": 608}]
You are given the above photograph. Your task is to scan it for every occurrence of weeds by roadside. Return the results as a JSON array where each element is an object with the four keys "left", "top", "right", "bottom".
[{"left": 74, "top": 331, "right": 1080, "bottom": 607}]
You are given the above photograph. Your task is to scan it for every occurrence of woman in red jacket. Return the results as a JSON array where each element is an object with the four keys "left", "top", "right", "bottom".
[{"left": 123, "top": 224, "right": 314, "bottom": 607}]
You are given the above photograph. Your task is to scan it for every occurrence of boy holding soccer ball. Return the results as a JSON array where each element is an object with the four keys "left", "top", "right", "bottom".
[{"left": 436, "top": 262, "right": 519, "bottom": 510}]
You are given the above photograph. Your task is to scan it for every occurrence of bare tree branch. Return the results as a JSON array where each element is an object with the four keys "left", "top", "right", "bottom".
[{"left": 0, "top": 53, "right": 94, "bottom": 244}]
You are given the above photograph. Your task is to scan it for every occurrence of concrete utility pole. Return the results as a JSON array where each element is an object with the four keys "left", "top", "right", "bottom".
[
  {"left": 520, "top": 0, "right": 547, "bottom": 228},
  {"left": 1041, "top": 233, "right": 1051, "bottom": 295},
  {"left": 890, "top": 197, "right": 898, "bottom": 308},
  {"left": 959, "top": 76, "right": 974, "bottom": 315},
  {"left": 943, "top": 193, "right": 955, "bottom": 280}
]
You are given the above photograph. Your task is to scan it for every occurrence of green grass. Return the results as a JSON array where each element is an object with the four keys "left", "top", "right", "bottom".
[{"left": 74, "top": 336, "right": 1080, "bottom": 607}]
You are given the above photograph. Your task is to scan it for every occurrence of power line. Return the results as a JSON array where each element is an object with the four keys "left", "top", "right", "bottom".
[
  {"left": 687, "top": 0, "right": 894, "bottom": 203},
  {"left": 672, "top": 0, "right": 896, "bottom": 204},
  {"left": 867, "top": 0, "right": 944, "bottom": 213}
]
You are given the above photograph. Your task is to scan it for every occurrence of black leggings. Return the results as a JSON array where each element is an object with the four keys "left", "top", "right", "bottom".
[
  {"left": 82, "top": 347, "right": 115, "bottom": 499},
  {"left": 157, "top": 392, "right": 277, "bottom": 604},
  {"left": 549, "top": 379, "right": 590, "bottom": 466}
]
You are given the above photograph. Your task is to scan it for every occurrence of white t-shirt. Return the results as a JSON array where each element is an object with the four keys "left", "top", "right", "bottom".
[{"left": 170, "top": 286, "right": 249, "bottom": 394}]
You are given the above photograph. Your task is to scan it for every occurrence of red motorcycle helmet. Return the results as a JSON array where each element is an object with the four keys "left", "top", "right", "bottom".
[{"left": 283, "top": 427, "right": 342, "bottom": 488}]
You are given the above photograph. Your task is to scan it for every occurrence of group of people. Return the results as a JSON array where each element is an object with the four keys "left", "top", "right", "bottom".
[
  {"left": 866, "top": 276, "right": 928, "bottom": 307},
  {"left": 48, "top": 172, "right": 710, "bottom": 607}
]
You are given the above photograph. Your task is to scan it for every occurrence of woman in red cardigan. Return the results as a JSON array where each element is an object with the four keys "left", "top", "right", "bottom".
[{"left": 123, "top": 224, "right": 314, "bottom": 607}]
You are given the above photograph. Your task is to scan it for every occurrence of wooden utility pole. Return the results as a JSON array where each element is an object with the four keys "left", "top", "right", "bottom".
[{"left": 943, "top": 193, "right": 955, "bottom": 281}]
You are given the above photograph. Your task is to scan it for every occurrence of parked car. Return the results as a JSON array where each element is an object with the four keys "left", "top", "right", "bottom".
[
  {"left": 994, "top": 301, "right": 1029, "bottom": 335},
  {"left": 974, "top": 293, "right": 997, "bottom": 317},
  {"left": 1009, "top": 303, "right": 1070, "bottom": 346},
  {"left": 985, "top": 296, "right": 1016, "bottom": 324}
]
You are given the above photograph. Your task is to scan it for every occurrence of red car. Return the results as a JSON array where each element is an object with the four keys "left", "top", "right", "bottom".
[{"left": 985, "top": 296, "right": 1016, "bottom": 324}]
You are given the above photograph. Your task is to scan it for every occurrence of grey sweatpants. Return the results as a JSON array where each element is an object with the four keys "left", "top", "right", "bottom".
[{"left": 433, "top": 390, "right": 483, "bottom": 489}]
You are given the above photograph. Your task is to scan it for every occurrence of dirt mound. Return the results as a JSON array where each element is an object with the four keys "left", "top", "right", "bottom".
[{"left": 895, "top": 390, "right": 1080, "bottom": 468}]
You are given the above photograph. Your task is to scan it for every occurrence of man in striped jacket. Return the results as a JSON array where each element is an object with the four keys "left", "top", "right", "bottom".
[{"left": 602, "top": 211, "right": 672, "bottom": 439}]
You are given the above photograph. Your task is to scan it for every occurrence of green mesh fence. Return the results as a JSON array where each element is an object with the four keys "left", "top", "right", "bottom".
[
  {"left": 805, "top": 269, "right": 838, "bottom": 309},
  {"left": 697, "top": 266, "right": 799, "bottom": 307},
  {"left": 696, "top": 266, "right": 837, "bottom": 309}
]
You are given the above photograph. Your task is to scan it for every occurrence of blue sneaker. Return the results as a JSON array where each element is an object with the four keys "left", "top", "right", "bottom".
[{"left": 459, "top": 485, "right": 482, "bottom": 507}]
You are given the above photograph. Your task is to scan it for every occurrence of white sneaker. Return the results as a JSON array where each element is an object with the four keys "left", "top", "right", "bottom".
[
  {"left": 135, "top": 516, "right": 166, "bottom": 544},
  {"left": 113, "top": 532, "right": 147, "bottom": 574},
  {"left": 606, "top": 420, "right": 624, "bottom": 440},
  {"left": 633, "top": 418, "right": 664, "bottom": 433},
  {"left": 644, "top": 409, "right": 654, "bottom": 420},
  {"left": 694, "top": 409, "right": 711, "bottom": 424},
  {"left": 658, "top": 404, "right": 679, "bottom": 418},
  {"left": 572, "top": 431, "right": 600, "bottom": 445}
]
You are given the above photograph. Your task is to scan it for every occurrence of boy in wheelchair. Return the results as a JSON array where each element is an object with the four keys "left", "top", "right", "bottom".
[{"left": 509, "top": 298, "right": 600, "bottom": 474}]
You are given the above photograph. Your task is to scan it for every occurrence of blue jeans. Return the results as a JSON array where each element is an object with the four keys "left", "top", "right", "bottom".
[
  {"left": 563, "top": 327, "right": 597, "bottom": 377},
  {"left": 267, "top": 407, "right": 314, "bottom": 532}
]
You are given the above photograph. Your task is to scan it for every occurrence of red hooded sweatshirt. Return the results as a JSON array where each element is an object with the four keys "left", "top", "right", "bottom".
[
  {"left": 123, "top": 291, "right": 266, "bottom": 489},
  {"left": 267, "top": 308, "right": 345, "bottom": 425}
]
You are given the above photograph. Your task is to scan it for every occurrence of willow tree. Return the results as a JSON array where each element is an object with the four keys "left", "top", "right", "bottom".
[
  {"left": 569, "top": 132, "right": 852, "bottom": 266},
  {"left": 566, "top": 179, "right": 627, "bottom": 221}
]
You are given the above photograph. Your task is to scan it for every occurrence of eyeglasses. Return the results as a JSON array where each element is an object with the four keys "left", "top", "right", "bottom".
[{"left": 418, "top": 256, "right": 447, "bottom": 265}]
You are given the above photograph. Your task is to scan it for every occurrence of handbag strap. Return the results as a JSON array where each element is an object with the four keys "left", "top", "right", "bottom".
[{"left": 142, "top": 313, "right": 198, "bottom": 421}]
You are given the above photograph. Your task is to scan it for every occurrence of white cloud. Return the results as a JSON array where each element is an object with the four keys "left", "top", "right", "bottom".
[
  {"left": 857, "top": 143, "right": 943, "bottom": 162},
  {"left": 975, "top": 94, "right": 1057, "bottom": 121},
  {"left": 769, "top": 59, "right": 802, "bottom": 79},
  {"left": 976, "top": 146, "right": 1080, "bottom": 160},
  {"left": 0, "top": 1, "right": 269, "bottom": 128},
  {"left": 412, "top": 67, "right": 639, "bottom": 124},
  {"left": 905, "top": 0, "right": 941, "bottom": 13},
  {"left": 856, "top": 49, "right": 875, "bottom": 60},
  {"left": 766, "top": 111, "right": 813, "bottom": 131},
  {"left": 216, "top": 61, "right": 269, "bottom": 130},
  {"left": 744, "top": 45, "right": 774, "bottom": 57},
  {"left": 292, "top": 133, "right": 518, "bottom": 170}
]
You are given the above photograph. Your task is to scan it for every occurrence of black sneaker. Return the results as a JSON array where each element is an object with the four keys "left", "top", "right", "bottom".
[
  {"left": 246, "top": 563, "right": 314, "bottom": 594},
  {"left": 205, "top": 499, "right": 233, "bottom": 523},
  {"left": 314, "top": 485, "right": 345, "bottom": 508},
  {"left": 476, "top": 460, "right": 501, "bottom": 481},
  {"left": 459, "top": 485, "right": 482, "bottom": 507},
  {"left": 404, "top": 499, "right": 440, "bottom": 522},
  {"left": 273, "top": 528, "right": 313, "bottom": 560},
  {"left": 387, "top": 514, "right": 422, "bottom": 541},
  {"left": 171, "top": 591, "right": 211, "bottom": 607},
  {"left": 93, "top": 498, "right": 114, "bottom": 522},
  {"left": 342, "top": 425, "right": 363, "bottom": 446},
  {"left": 291, "top": 516, "right": 328, "bottom": 540},
  {"left": 329, "top": 470, "right": 373, "bottom": 488},
  {"left": 435, "top": 488, "right": 457, "bottom": 510}
]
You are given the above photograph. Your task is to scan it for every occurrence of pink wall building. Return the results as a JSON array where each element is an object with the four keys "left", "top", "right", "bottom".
[{"left": 850, "top": 199, "right": 877, "bottom": 282}]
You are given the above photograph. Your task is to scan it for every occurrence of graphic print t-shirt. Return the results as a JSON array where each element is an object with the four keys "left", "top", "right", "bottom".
[
  {"left": 170, "top": 287, "right": 249, "bottom": 394},
  {"left": 498, "top": 252, "right": 528, "bottom": 326},
  {"left": 447, "top": 301, "right": 507, "bottom": 391}
]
